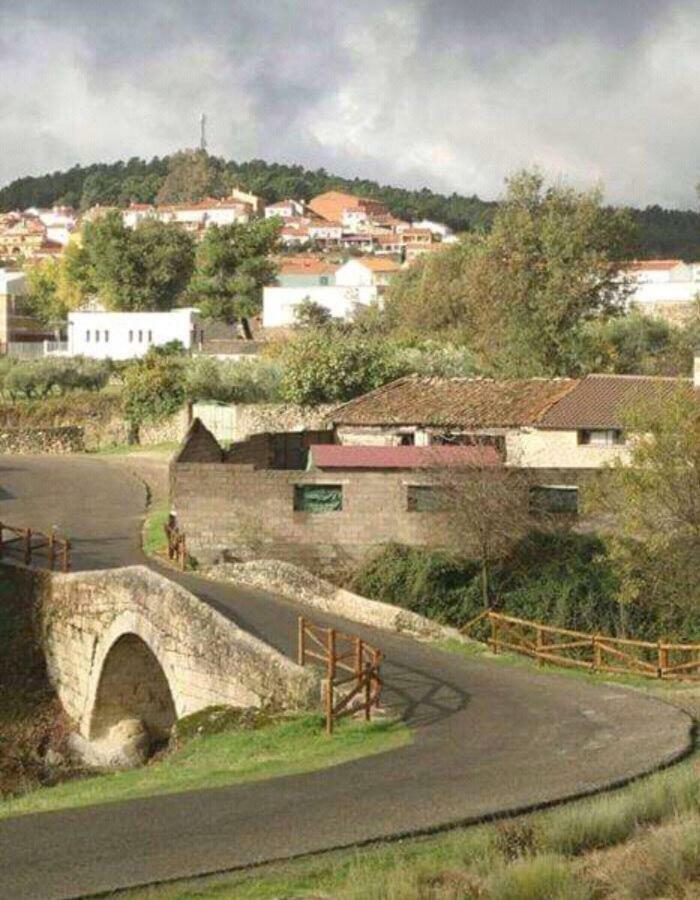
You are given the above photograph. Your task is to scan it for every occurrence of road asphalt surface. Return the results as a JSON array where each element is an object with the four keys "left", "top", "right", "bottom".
[{"left": 0, "top": 455, "right": 693, "bottom": 900}]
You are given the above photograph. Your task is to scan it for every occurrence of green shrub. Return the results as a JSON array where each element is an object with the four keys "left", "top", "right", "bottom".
[
  {"left": 122, "top": 346, "right": 186, "bottom": 425},
  {"left": 350, "top": 544, "right": 480, "bottom": 625},
  {"left": 0, "top": 357, "right": 111, "bottom": 399},
  {"left": 184, "top": 355, "right": 283, "bottom": 404},
  {"left": 486, "top": 854, "right": 591, "bottom": 900}
]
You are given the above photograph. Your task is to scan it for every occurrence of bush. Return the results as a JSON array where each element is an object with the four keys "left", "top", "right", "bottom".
[
  {"left": 350, "top": 544, "right": 480, "bottom": 624},
  {"left": 0, "top": 357, "right": 111, "bottom": 399},
  {"left": 184, "top": 355, "right": 283, "bottom": 404},
  {"left": 486, "top": 854, "right": 590, "bottom": 900},
  {"left": 122, "top": 346, "right": 186, "bottom": 425},
  {"left": 395, "top": 342, "right": 478, "bottom": 378},
  {"left": 280, "top": 329, "right": 404, "bottom": 405}
]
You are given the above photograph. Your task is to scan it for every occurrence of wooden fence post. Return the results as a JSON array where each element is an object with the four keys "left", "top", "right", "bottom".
[
  {"left": 657, "top": 640, "right": 663, "bottom": 679},
  {"left": 658, "top": 641, "right": 668, "bottom": 680},
  {"left": 62, "top": 539, "right": 71, "bottom": 573},
  {"left": 24, "top": 528, "right": 31, "bottom": 566},
  {"left": 536, "top": 627, "right": 544, "bottom": 666},
  {"left": 326, "top": 628, "right": 336, "bottom": 735},
  {"left": 48, "top": 530, "right": 55, "bottom": 570},
  {"left": 593, "top": 635, "right": 601, "bottom": 672},
  {"left": 491, "top": 614, "right": 499, "bottom": 654},
  {"left": 298, "top": 617, "right": 305, "bottom": 666}
]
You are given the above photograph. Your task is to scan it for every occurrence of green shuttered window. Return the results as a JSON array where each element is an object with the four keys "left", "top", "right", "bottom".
[{"left": 293, "top": 484, "right": 343, "bottom": 512}]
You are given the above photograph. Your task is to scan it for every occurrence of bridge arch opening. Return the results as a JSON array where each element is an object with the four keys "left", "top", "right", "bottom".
[{"left": 89, "top": 633, "right": 177, "bottom": 742}]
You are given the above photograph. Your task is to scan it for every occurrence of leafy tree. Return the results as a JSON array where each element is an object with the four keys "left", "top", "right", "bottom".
[
  {"left": 188, "top": 218, "right": 280, "bottom": 323},
  {"left": 280, "top": 328, "right": 404, "bottom": 405},
  {"left": 156, "top": 149, "right": 226, "bottom": 204},
  {"left": 23, "top": 259, "right": 70, "bottom": 331},
  {"left": 591, "top": 388, "right": 700, "bottom": 631},
  {"left": 293, "top": 298, "right": 333, "bottom": 330},
  {"left": 122, "top": 344, "right": 186, "bottom": 427},
  {"left": 75, "top": 212, "right": 195, "bottom": 311}
]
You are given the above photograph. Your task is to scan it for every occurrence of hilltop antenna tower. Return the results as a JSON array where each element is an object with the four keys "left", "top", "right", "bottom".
[{"left": 199, "top": 113, "right": 207, "bottom": 152}]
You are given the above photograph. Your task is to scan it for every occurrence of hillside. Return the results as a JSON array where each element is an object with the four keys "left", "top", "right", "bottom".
[{"left": 2, "top": 155, "right": 700, "bottom": 258}]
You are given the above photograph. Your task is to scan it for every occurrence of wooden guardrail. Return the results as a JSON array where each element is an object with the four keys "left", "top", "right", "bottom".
[
  {"left": 164, "top": 521, "right": 187, "bottom": 570},
  {"left": 298, "top": 616, "right": 383, "bottom": 734},
  {"left": 462, "top": 610, "right": 700, "bottom": 681},
  {"left": 0, "top": 522, "right": 71, "bottom": 572}
]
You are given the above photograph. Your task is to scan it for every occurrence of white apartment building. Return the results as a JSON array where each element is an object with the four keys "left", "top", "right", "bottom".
[{"left": 67, "top": 308, "right": 201, "bottom": 360}]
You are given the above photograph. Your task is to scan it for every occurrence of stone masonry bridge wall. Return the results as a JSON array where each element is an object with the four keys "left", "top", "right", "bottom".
[{"left": 25, "top": 565, "right": 317, "bottom": 741}]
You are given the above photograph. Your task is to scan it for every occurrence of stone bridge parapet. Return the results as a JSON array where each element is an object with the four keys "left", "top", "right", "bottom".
[{"left": 30, "top": 565, "right": 317, "bottom": 741}]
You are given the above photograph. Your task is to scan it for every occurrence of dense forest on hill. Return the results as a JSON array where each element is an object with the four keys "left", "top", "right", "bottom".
[{"left": 1, "top": 154, "right": 699, "bottom": 258}]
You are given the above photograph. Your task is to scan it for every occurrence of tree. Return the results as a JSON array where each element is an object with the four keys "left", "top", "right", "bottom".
[
  {"left": 188, "top": 218, "right": 280, "bottom": 323},
  {"left": 280, "top": 328, "right": 404, "bottom": 405},
  {"left": 155, "top": 150, "right": 226, "bottom": 204},
  {"left": 293, "top": 298, "right": 333, "bottom": 330},
  {"left": 75, "top": 211, "right": 195, "bottom": 311},
  {"left": 432, "top": 457, "right": 540, "bottom": 607},
  {"left": 122, "top": 344, "right": 186, "bottom": 431},
  {"left": 385, "top": 170, "right": 635, "bottom": 377},
  {"left": 591, "top": 388, "right": 700, "bottom": 630},
  {"left": 23, "top": 259, "right": 70, "bottom": 332}
]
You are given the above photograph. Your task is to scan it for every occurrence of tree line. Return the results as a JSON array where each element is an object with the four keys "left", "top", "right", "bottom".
[{"left": 2, "top": 151, "right": 700, "bottom": 257}]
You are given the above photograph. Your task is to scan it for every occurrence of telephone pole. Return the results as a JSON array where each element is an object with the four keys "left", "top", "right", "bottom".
[{"left": 199, "top": 113, "right": 207, "bottom": 152}]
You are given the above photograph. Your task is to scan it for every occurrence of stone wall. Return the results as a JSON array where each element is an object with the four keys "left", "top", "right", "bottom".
[
  {"left": 30, "top": 564, "right": 317, "bottom": 739},
  {"left": 0, "top": 425, "right": 85, "bottom": 454},
  {"left": 192, "top": 402, "right": 335, "bottom": 445},
  {"left": 171, "top": 458, "right": 601, "bottom": 570}
]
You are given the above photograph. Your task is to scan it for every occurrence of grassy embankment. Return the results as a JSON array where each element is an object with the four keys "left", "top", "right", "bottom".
[
  {"left": 0, "top": 709, "right": 409, "bottom": 821},
  {"left": 120, "top": 749, "right": 700, "bottom": 900}
]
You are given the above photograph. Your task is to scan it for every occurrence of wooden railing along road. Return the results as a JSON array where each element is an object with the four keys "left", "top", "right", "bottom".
[
  {"left": 462, "top": 610, "right": 700, "bottom": 681},
  {"left": 298, "top": 616, "right": 383, "bottom": 734},
  {"left": 0, "top": 522, "right": 71, "bottom": 572}
]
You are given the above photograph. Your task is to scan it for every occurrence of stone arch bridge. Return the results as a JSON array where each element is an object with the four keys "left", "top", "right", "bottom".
[{"left": 30, "top": 565, "right": 316, "bottom": 743}]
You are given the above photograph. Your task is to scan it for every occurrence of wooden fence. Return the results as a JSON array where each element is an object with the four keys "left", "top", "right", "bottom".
[
  {"left": 0, "top": 522, "right": 71, "bottom": 572},
  {"left": 298, "top": 616, "right": 383, "bottom": 734},
  {"left": 164, "top": 522, "right": 187, "bottom": 570},
  {"left": 462, "top": 610, "right": 700, "bottom": 681}
]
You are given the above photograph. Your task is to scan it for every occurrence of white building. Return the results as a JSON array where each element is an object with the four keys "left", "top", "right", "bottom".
[
  {"left": 623, "top": 260, "right": 700, "bottom": 322},
  {"left": 262, "top": 257, "right": 400, "bottom": 328},
  {"left": 67, "top": 308, "right": 201, "bottom": 360},
  {"left": 265, "top": 199, "right": 306, "bottom": 219},
  {"left": 411, "top": 219, "right": 453, "bottom": 239}
]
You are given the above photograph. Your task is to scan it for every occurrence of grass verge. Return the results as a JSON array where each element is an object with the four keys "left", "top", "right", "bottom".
[
  {"left": 118, "top": 750, "right": 700, "bottom": 900},
  {"left": 143, "top": 499, "right": 170, "bottom": 556},
  {"left": 0, "top": 712, "right": 409, "bottom": 822}
]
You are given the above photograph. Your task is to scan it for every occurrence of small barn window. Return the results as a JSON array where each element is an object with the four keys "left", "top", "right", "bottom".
[
  {"left": 85, "top": 330, "right": 90, "bottom": 342},
  {"left": 530, "top": 485, "right": 579, "bottom": 516},
  {"left": 293, "top": 484, "right": 342, "bottom": 512},
  {"left": 407, "top": 485, "right": 445, "bottom": 512},
  {"left": 578, "top": 429, "right": 625, "bottom": 446}
]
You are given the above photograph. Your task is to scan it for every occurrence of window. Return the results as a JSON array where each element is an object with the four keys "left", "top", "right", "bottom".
[
  {"left": 138, "top": 330, "right": 143, "bottom": 342},
  {"left": 578, "top": 429, "right": 624, "bottom": 447},
  {"left": 104, "top": 330, "right": 109, "bottom": 343},
  {"left": 399, "top": 433, "right": 415, "bottom": 446},
  {"left": 530, "top": 485, "right": 579, "bottom": 516},
  {"left": 407, "top": 484, "right": 445, "bottom": 512},
  {"left": 129, "top": 330, "right": 134, "bottom": 342},
  {"left": 85, "top": 330, "right": 90, "bottom": 342},
  {"left": 293, "top": 484, "right": 342, "bottom": 512},
  {"left": 95, "top": 330, "right": 100, "bottom": 343},
  {"left": 320, "top": 276, "right": 329, "bottom": 286},
  {"left": 148, "top": 330, "right": 153, "bottom": 342}
]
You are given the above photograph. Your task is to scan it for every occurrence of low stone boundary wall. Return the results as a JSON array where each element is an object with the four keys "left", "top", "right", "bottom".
[
  {"left": 0, "top": 425, "right": 85, "bottom": 454},
  {"left": 205, "top": 559, "right": 468, "bottom": 644}
]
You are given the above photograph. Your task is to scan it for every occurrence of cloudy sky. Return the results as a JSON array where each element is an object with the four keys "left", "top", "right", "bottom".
[{"left": 1, "top": 0, "right": 699, "bottom": 208}]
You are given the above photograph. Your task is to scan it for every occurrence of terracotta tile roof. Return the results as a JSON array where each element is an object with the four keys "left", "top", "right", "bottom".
[
  {"left": 538, "top": 374, "right": 696, "bottom": 429},
  {"left": 332, "top": 376, "right": 577, "bottom": 428},
  {"left": 356, "top": 256, "right": 401, "bottom": 272},
  {"left": 277, "top": 256, "right": 338, "bottom": 275},
  {"left": 309, "top": 444, "right": 501, "bottom": 470}
]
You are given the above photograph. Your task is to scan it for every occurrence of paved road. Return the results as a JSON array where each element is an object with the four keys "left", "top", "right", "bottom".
[{"left": 0, "top": 456, "right": 692, "bottom": 900}]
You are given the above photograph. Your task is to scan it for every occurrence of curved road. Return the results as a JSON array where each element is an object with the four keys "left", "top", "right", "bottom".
[{"left": 0, "top": 456, "right": 692, "bottom": 900}]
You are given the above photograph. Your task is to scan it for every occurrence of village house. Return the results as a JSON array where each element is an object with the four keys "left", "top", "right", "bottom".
[
  {"left": 622, "top": 259, "right": 700, "bottom": 323},
  {"left": 121, "top": 191, "right": 262, "bottom": 234},
  {"left": 264, "top": 199, "right": 307, "bottom": 219},
  {"left": 170, "top": 357, "right": 699, "bottom": 567},
  {"left": 66, "top": 308, "right": 201, "bottom": 360},
  {"left": 262, "top": 256, "right": 400, "bottom": 328},
  {"left": 308, "top": 191, "right": 389, "bottom": 231}
]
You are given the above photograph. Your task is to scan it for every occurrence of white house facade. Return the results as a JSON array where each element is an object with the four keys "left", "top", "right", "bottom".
[{"left": 67, "top": 308, "right": 201, "bottom": 360}]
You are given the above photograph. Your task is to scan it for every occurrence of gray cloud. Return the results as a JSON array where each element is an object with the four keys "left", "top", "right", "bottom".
[{"left": 0, "top": 0, "right": 698, "bottom": 208}]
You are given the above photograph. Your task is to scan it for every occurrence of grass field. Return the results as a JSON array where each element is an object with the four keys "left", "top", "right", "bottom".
[
  {"left": 143, "top": 499, "right": 170, "bottom": 556},
  {"left": 121, "top": 749, "right": 700, "bottom": 899},
  {"left": 0, "top": 712, "right": 409, "bottom": 822}
]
